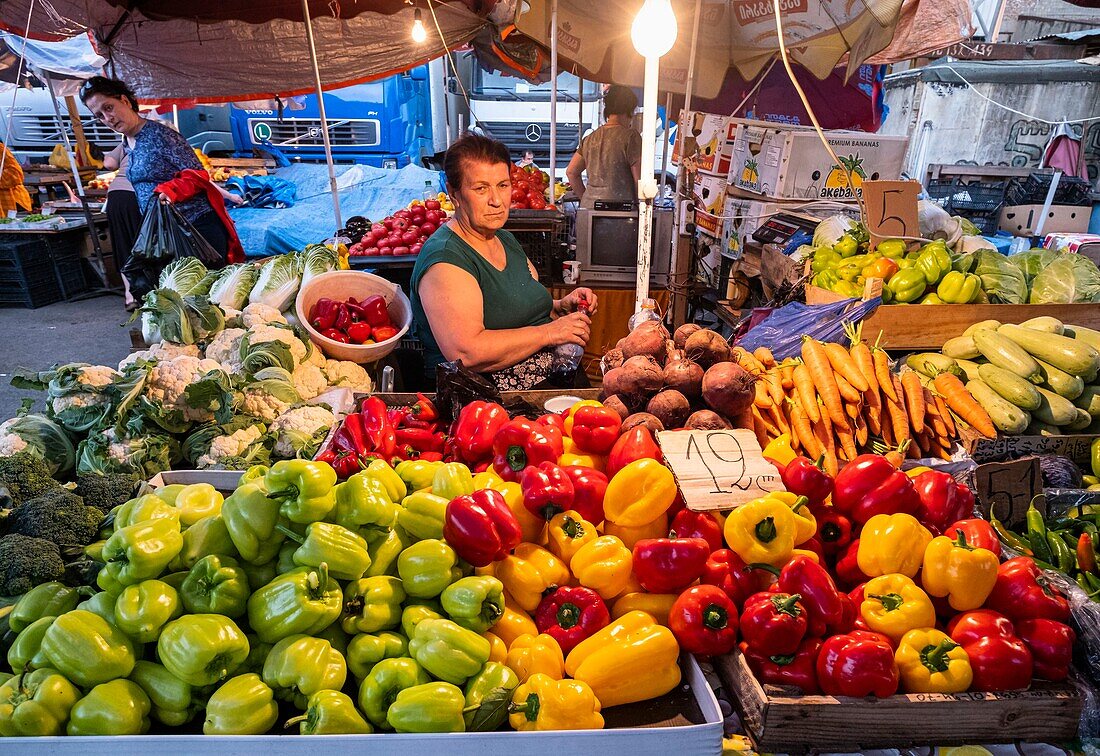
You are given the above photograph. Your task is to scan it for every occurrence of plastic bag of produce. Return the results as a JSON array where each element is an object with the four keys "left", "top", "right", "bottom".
[
  {"left": 131, "top": 198, "right": 222, "bottom": 266},
  {"left": 1029, "top": 253, "right": 1100, "bottom": 304},
  {"left": 736, "top": 297, "right": 881, "bottom": 361},
  {"left": 973, "top": 249, "right": 1027, "bottom": 304}
]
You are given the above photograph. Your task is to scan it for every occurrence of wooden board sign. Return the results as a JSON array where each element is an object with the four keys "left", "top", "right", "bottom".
[
  {"left": 657, "top": 429, "right": 785, "bottom": 512},
  {"left": 972, "top": 457, "right": 1043, "bottom": 528},
  {"left": 863, "top": 179, "right": 920, "bottom": 248}
]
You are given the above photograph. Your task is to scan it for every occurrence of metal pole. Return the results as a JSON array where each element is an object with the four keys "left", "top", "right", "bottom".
[
  {"left": 549, "top": 0, "right": 559, "bottom": 186},
  {"left": 171, "top": 104, "right": 179, "bottom": 130},
  {"left": 46, "top": 79, "right": 85, "bottom": 198},
  {"left": 635, "top": 54, "right": 660, "bottom": 311},
  {"left": 669, "top": 0, "right": 701, "bottom": 319},
  {"left": 660, "top": 91, "right": 672, "bottom": 191},
  {"left": 301, "top": 0, "right": 342, "bottom": 229}
]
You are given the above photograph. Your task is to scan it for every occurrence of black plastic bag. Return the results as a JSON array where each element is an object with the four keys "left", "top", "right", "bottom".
[{"left": 131, "top": 198, "right": 221, "bottom": 266}]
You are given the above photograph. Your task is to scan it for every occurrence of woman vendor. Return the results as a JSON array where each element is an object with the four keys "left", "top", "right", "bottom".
[{"left": 411, "top": 133, "right": 596, "bottom": 391}]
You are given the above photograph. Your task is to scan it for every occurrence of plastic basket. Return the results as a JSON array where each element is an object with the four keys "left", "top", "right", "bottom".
[
  {"left": 295, "top": 269, "right": 412, "bottom": 364},
  {"left": 1005, "top": 172, "right": 1093, "bottom": 207},
  {"left": 0, "top": 254, "right": 87, "bottom": 308}
]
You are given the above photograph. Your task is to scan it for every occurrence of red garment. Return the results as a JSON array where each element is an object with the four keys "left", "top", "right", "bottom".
[{"left": 155, "top": 168, "right": 244, "bottom": 263}]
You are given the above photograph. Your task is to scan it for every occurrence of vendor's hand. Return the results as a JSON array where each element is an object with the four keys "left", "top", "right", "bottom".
[
  {"left": 545, "top": 311, "right": 591, "bottom": 348},
  {"left": 561, "top": 287, "right": 599, "bottom": 315}
]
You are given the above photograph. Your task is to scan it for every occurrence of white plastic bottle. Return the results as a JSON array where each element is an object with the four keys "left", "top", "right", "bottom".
[{"left": 628, "top": 298, "right": 661, "bottom": 331}]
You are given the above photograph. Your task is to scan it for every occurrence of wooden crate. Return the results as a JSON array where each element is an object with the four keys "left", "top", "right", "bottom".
[{"left": 717, "top": 650, "right": 1081, "bottom": 753}]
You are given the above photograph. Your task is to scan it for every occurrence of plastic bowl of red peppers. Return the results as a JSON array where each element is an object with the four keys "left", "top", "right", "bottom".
[{"left": 296, "top": 270, "right": 412, "bottom": 363}]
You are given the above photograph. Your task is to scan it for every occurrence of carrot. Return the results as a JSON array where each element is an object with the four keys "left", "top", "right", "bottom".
[
  {"left": 901, "top": 370, "right": 926, "bottom": 434},
  {"left": 780, "top": 363, "right": 795, "bottom": 391},
  {"left": 851, "top": 341, "right": 880, "bottom": 396},
  {"left": 764, "top": 369, "right": 785, "bottom": 406},
  {"left": 814, "top": 410, "right": 838, "bottom": 477},
  {"left": 878, "top": 403, "right": 894, "bottom": 446},
  {"left": 751, "top": 410, "right": 769, "bottom": 448},
  {"left": 924, "top": 387, "right": 949, "bottom": 441},
  {"left": 864, "top": 383, "right": 883, "bottom": 435},
  {"left": 835, "top": 372, "right": 862, "bottom": 404},
  {"left": 802, "top": 339, "right": 847, "bottom": 428},
  {"left": 754, "top": 347, "right": 777, "bottom": 369},
  {"left": 874, "top": 349, "right": 897, "bottom": 402},
  {"left": 790, "top": 400, "right": 819, "bottom": 460},
  {"left": 932, "top": 393, "right": 956, "bottom": 437},
  {"left": 835, "top": 419, "right": 858, "bottom": 462},
  {"left": 792, "top": 364, "right": 820, "bottom": 424},
  {"left": 769, "top": 402, "right": 789, "bottom": 436},
  {"left": 906, "top": 435, "right": 923, "bottom": 459},
  {"left": 933, "top": 372, "right": 997, "bottom": 439},
  {"left": 735, "top": 348, "right": 767, "bottom": 376},
  {"left": 853, "top": 409, "right": 868, "bottom": 447},
  {"left": 824, "top": 342, "right": 869, "bottom": 392},
  {"left": 754, "top": 380, "right": 773, "bottom": 409},
  {"left": 887, "top": 374, "right": 911, "bottom": 444},
  {"left": 883, "top": 440, "right": 909, "bottom": 468}
]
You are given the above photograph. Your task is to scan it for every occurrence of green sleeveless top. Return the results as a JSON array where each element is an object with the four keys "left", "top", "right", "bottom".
[{"left": 411, "top": 225, "right": 554, "bottom": 373}]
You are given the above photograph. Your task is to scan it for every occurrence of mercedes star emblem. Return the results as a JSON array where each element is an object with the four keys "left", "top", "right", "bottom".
[{"left": 525, "top": 124, "right": 542, "bottom": 142}]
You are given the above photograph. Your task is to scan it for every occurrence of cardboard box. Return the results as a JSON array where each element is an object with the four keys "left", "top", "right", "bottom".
[
  {"left": 671, "top": 110, "right": 737, "bottom": 177},
  {"left": 1000, "top": 205, "right": 1091, "bottom": 236},
  {"left": 728, "top": 119, "right": 908, "bottom": 200},
  {"left": 719, "top": 191, "right": 858, "bottom": 260},
  {"left": 692, "top": 173, "right": 728, "bottom": 237}
]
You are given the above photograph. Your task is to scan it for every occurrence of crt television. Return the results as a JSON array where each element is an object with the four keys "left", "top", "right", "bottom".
[{"left": 574, "top": 205, "right": 673, "bottom": 286}]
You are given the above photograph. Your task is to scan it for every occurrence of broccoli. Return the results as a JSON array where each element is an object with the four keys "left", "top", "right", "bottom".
[
  {"left": 0, "top": 534, "right": 65, "bottom": 597},
  {"left": 3, "top": 488, "right": 103, "bottom": 548},
  {"left": 74, "top": 472, "right": 142, "bottom": 514},
  {"left": 0, "top": 451, "right": 58, "bottom": 506}
]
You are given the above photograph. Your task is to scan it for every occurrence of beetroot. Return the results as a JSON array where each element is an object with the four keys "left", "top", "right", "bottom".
[
  {"left": 702, "top": 362, "right": 756, "bottom": 417},
  {"left": 620, "top": 321, "right": 670, "bottom": 366},
  {"left": 602, "top": 394, "right": 631, "bottom": 420},
  {"left": 684, "top": 329, "right": 730, "bottom": 367},
  {"left": 685, "top": 409, "right": 732, "bottom": 430},
  {"left": 601, "top": 348, "right": 625, "bottom": 374},
  {"left": 617, "top": 355, "right": 665, "bottom": 397},
  {"left": 663, "top": 358, "right": 704, "bottom": 399},
  {"left": 622, "top": 412, "right": 664, "bottom": 435},
  {"left": 674, "top": 323, "right": 702, "bottom": 350},
  {"left": 646, "top": 390, "right": 691, "bottom": 430}
]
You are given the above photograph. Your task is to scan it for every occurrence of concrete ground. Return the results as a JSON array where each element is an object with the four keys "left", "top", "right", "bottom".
[{"left": 0, "top": 294, "right": 134, "bottom": 420}]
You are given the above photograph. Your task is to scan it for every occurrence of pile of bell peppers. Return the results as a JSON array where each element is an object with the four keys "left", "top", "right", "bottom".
[{"left": 316, "top": 394, "right": 445, "bottom": 476}]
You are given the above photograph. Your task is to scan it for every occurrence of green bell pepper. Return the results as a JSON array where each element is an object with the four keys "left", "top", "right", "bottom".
[
  {"left": 395, "top": 460, "right": 442, "bottom": 493},
  {"left": 172, "top": 483, "right": 223, "bottom": 526},
  {"left": 9, "top": 582, "right": 90, "bottom": 634},
  {"left": 202, "top": 673, "right": 279, "bottom": 735},
  {"left": 386, "top": 681, "right": 466, "bottom": 733},
  {"left": 265, "top": 459, "right": 337, "bottom": 524},
  {"left": 0, "top": 668, "right": 80, "bottom": 736},
  {"left": 1091, "top": 438, "right": 1100, "bottom": 479},
  {"left": 432, "top": 462, "right": 474, "bottom": 500},
  {"left": 833, "top": 280, "right": 864, "bottom": 299},
  {"left": 40, "top": 610, "right": 136, "bottom": 688},
  {"left": 239, "top": 559, "right": 277, "bottom": 591},
  {"left": 812, "top": 270, "right": 840, "bottom": 291},
  {"left": 169, "top": 514, "right": 239, "bottom": 572},
  {"left": 113, "top": 579, "right": 182, "bottom": 642},
  {"left": 240, "top": 464, "right": 269, "bottom": 484},
  {"left": 408, "top": 618, "right": 491, "bottom": 685},
  {"left": 329, "top": 472, "right": 399, "bottom": 540},
  {"left": 463, "top": 661, "right": 519, "bottom": 731},
  {"left": 347, "top": 631, "right": 407, "bottom": 680},
  {"left": 157, "top": 613, "right": 250, "bottom": 686},
  {"left": 113, "top": 494, "right": 181, "bottom": 530},
  {"left": 222, "top": 481, "right": 287, "bottom": 565},
  {"left": 441, "top": 576, "right": 505, "bottom": 633},
  {"left": 401, "top": 602, "right": 444, "bottom": 639},
  {"left": 276, "top": 540, "right": 298, "bottom": 574},
  {"left": 99, "top": 518, "right": 184, "bottom": 588},
  {"left": 915, "top": 242, "right": 952, "bottom": 285},
  {"left": 261, "top": 634, "right": 347, "bottom": 709},
  {"left": 366, "top": 524, "right": 413, "bottom": 577},
  {"left": 834, "top": 233, "right": 858, "bottom": 258},
  {"left": 341, "top": 576, "right": 405, "bottom": 634},
  {"left": 398, "top": 491, "right": 449, "bottom": 541},
  {"left": 66, "top": 679, "right": 151, "bottom": 736},
  {"left": 357, "top": 657, "right": 430, "bottom": 729},
  {"left": 242, "top": 634, "right": 273, "bottom": 675},
  {"left": 315, "top": 621, "right": 350, "bottom": 656},
  {"left": 936, "top": 270, "right": 982, "bottom": 304},
  {"left": 286, "top": 689, "right": 373, "bottom": 734},
  {"left": 75, "top": 591, "right": 118, "bottom": 625},
  {"left": 180, "top": 555, "right": 250, "bottom": 618},
  {"left": 7, "top": 616, "right": 54, "bottom": 672},
  {"left": 887, "top": 267, "right": 928, "bottom": 303},
  {"left": 811, "top": 248, "right": 840, "bottom": 273},
  {"left": 154, "top": 484, "right": 187, "bottom": 506},
  {"left": 129, "top": 660, "right": 195, "bottom": 727},
  {"left": 920, "top": 293, "right": 944, "bottom": 304},
  {"left": 362, "top": 458, "right": 407, "bottom": 503},
  {"left": 835, "top": 260, "right": 864, "bottom": 283},
  {"left": 276, "top": 521, "right": 371, "bottom": 581},
  {"left": 875, "top": 238, "right": 907, "bottom": 258},
  {"left": 246, "top": 564, "right": 343, "bottom": 644},
  {"left": 398, "top": 539, "right": 461, "bottom": 598}
]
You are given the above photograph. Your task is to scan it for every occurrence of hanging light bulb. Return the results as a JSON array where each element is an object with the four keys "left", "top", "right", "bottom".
[
  {"left": 411, "top": 8, "right": 428, "bottom": 43},
  {"left": 630, "top": 0, "right": 677, "bottom": 58}
]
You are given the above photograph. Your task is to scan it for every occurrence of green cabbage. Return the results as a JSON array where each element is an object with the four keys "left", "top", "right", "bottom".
[
  {"left": 300, "top": 244, "right": 338, "bottom": 289},
  {"left": 813, "top": 216, "right": 859, "bottom": 248},
  {"left": 1030, "top": 253, "right": 1100, "bottom": 304},
  {"left": 138, "top": 289, "right": 225, "bottom": 345},
  {"left": 0, "top": 411, "right": 76, "bottom": 476},
  {"left": 209, "top": 263, "right": 260, "bottom": 310},
  {"left": 158, "top": 257, "right": 210, "bottom": 295},
  {"left": 249, "top": 253, "right": 301, "bottom": 311},
  {"left": 1010, "top": 248, "right": 1060, "bottom": 288},
  {"left": 973, "top": 250, "right": 1027, "bottom": 304}
]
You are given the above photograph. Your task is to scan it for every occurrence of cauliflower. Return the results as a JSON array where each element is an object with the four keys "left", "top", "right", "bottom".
[
  {"left": 74, "top": 365, "right": 118, "bottom": 389},
  {"left": 240, "top": 387, "right": 292, "bottom": 424},
  {"left": 292, "top": 363, "right": 328, "bottom": 400},
  {"left": 145, "top": 355, "right": 228, "bottom": 421},
  {"left": 119, "top": 342, "right": 200, "bottom": 371},
  {"left": 270, "top": 405, "right": 334, "bottom": 458},
  {"left": 48, "top": 364, "right": 118, "bottom": 417},
  {"left": 0, "top": 420, "right": 29, "bottom": 455},
  {"left": 306, "top": 344, "right": 326, "bottom": 368},
  {"left": 204, "top": 328, "right": 247, "bottom": 371},
  {"left": 101, "top": 428, "right": 132, "bottom": 466},
  {"left": 248, "top": 324, "right": 308, "bottom": 365},
  {"left": 241, "top": 303, "right": 288, "bottom": 329},
  {"left": 197, "top": 425, "right": 264, "bottom": 468},
  {"left": 322, "top": 359, "right": 373, "bottom": 392}
]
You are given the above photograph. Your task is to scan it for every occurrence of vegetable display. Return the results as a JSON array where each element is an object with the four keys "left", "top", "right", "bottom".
[
  {"left": 347, "top": 198, "right": 449, "bottom": 258},
  {"left": 308, "top": 296, "right": 399, "bottom": 345}
]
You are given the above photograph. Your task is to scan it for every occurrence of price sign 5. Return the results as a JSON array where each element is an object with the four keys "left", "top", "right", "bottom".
[
  {"left": 657, "top": 429, "right": 785, "bottom": 512},
  {"left": 863, "top": 180, "right": 920, "bottom": 248}
]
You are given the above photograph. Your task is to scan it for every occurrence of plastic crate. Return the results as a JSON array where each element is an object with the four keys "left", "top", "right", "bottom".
[
  {"left": 513, "top": 230, "right": 569, "bottom": 284},
  {"left": 0, "top": 256, "right": 87, "bottom": 308},
  {"left": 1005, "top": 172, "right": 1092, "bottom": 207},
  {"left": 0, "top": 232, "right": 82, "bottom": 266}
]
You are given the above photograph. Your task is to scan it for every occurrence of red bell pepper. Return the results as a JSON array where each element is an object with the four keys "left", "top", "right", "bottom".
[
  {"left": 816, "top": 630, "right": 899, "bottom": 698},
  {"left": 702, "top": 549, "right": 771, "bottom": 607},
  {"left": 945, "top": 518, "right": 1001, "bottom": 557},
  {"left": 774, "top": 555, "right": 846, "bottom": 637},
  {"left": 320, "top": 450, "right": 361, "bottom": 479},
  {"left": 847, "top": 585, "right": 871, "bottom": 631},
  {"left": 560, "top": 466, "right": 607, "bottom": 525},
  {"left": 452, "top": 401, "right": 509, "bottom": 466},
  {"left": 740, "top": 638, "right": 822, "bottom": 694},
  {"left": 309, "top": 298, "right": 340, "bottom": 331},
  {"left": 831, "top": 454, "right": 920, "bottom": 524},
  {"left": 670, "top": 509, "right": 723, "bottom": 552},
  {"left": 323, "top": 328, "right": 349, "bottom": 343},
  {"left": 781, "top": 455, "right": 834, "bottom": 510},
  {"left": 345, "top": 322, "right": 373, "bottom": 344},
  {"left": 536, "top": 413, "right": 566, "bottom": 434},
  {"left": 411, "top": 392, "right": 438, "bottom": 423},
  {"left": 1015, "top": 618, "right": 1075, "bottom": 682},
  {"left": 535, "top": 586, "right": 609, "bottom": 655},
  {"left": 945, "top": 609, "right": 1015, "bottom": 645},
  {"left": 520, "top": 462, "right": 575, "bottom": 521},
  {"left": 632, "top": 537, "right": 711, "bottom": 594},
  {"left": 669, "top": 585, "right": 740, "bottom": 656},
  {"left": 985, "top": 557, "right": 1071, "bottom": 623},
  {"left": 334, "top": 303, "right": 353, "bottom": 331},
  {"left": 800, "top": 535, "right": 826, "bottom": 566},
  {"left": 333, "top": 412, "right": 370, "bottom": 457},
  {"left": 826, "top": 593, "right": 857, "bottom": 636},
  {"left": 361, "top": 397, "right": 397, "bottom": 458},
  {"left": 570, "top": 405, "right": 623, "bottom": 455},
  {"left": 835, "top": 539, "right": 871, "bottom": 590},
  {"left": 360, "top": 294, "right": 391, "bottom": 328},
  {"left": 493, "top": 418, "right": 564, "bottom": 482},
  {"left": 372, "top": 325, "right": 399, "bottom": 343},
  {"left": 815, "top": 509, "right": 853, "bottom": 555},
  {"left": 912, "top": 470, "right": 976, "bottom": 536},
  {"left": 740, "top": 592, "right": 807, "bottom": 657},
  {"left": 443, "top": 489, "right": 523, "bottom": 567},
  {"left": 958, "top": 636, "right": 1034, "bottom": 692},
  {"left": 606, "top": 426, "right": 662, "bottom": 479},
  {"left": 394, "top": 427, "right": 445, "bottom": 454}
]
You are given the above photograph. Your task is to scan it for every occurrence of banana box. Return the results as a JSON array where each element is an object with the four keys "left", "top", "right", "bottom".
[
  {"left": 692, "top": 173, "right": 728, "bottom": 237},
  {"left": 671, "top": 110, "right": 737, "bottom": 178}
]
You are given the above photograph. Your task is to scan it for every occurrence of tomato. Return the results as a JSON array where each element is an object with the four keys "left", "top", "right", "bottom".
[
  {"left": 377, "top": 237, "right": 393, "bottom": 249},
  {"left": 346, "top": 322, "right": 373, "bottom": 344},
  {"left": 394, "top": 209, "right": 411, "bottom": 219},
  {"left": 371, "top": 222, "right": 386, "bottom": 234},
  {"left": 363, "top": 246, "right": 381, "bottom": 256},
  {"left": 410, "top": 206, "right": 426, "bottom": 220},
  {"left": 410, "top": 244, "right": 422, "bottom": 255},
  {"left": 425, "top": 200, "right": 441, "bottom": 211},
  {"left": 392, "top": 218, "right": 409, "bottom": 232},
  {"left": 393, "top": 245, "right": 411, "bottom": 256},
  {"left": 426, "top": 209, "right": 445, "bottom": 223}
]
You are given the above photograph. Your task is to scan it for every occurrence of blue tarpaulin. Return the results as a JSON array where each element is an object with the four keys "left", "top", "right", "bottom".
[{"left": 228, "top": 163, "right": 444, "bottom": 257}]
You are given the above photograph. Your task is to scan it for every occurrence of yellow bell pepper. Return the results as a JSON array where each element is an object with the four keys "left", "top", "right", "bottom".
[
  {"left": 723, "top": 493, "right": 799, "bottom": 567},
  {"left": 490, "top": 597, "right": 539, "bottom": 648},
  {"left": 612, "top": 572, "right": 644, "bottom": 598},
  {"left": 603, "top": 459, "right": 677, "bottom": 527},
  {"left": 603, "top": 513, "right": 668, "bottom": 550},
  {"left": 569, "top": 536, "right": 633, "bottom": 600},
  {"left": 496, "top": 544, "right": 571, "bottom": 613},
  {"left": 547, "top": 511, "right": 597, "bottom": 564},
  {"left": 565, "top": 611, "right": 681, "bottom": 707},
  {"left": 921, "top": 531, "right": 999, "bottom": 611},
  {"left": 482, "top": 631, "right": 508, "bottom": 663},
  {"left": 559, "top": 451, "right": 606, "bottom": 471},
  {"left": 472, "top": 469, "right": 505, "bottom": 490},
  {"left": 504, "top": 633, "right": 566, "bottom": 683},
  {"left": 770, "top": 492, "right": 815, "bottom": 544},
  {"left": 484, "top": 480, "right": 542, "bottom": 544},
  {"left": 860, "top": 574, "right": 937, "bottom": 644},
  {"left": 904, "top": 466, "right": 933, "bottom": 478},
  {"left": 563, "top": 400, "right": 604, "bottom": 436},
  {"left": 857, "top": 513, "right": 933, "bottom": 578},
  {"left": 611, "top": 592, "right": 676, "bottom": 626},
  {"left": 895, "top": 628, "right": 973, "bottom": 693},
  {"left": 762, "top": 433, "right": 797, "bottom": 468},
  {"left": 508, "top": 673, "right": 603, "bottom": 731}
]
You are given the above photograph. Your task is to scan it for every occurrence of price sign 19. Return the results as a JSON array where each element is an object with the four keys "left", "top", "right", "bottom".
[{"left": 657, "top": 429, "right": 785, "bottom": 512}]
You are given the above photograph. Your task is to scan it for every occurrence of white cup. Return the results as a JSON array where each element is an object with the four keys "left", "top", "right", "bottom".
[{"left": 562, "top": 260, "right": 580, "bottom": 284}]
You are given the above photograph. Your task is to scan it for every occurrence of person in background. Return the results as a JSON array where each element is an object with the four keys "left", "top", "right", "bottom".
[
  {"left": 0, "top": 142, "right": 32, "bottom": 216},
  {"left": 102, "top": 143, "right": 142, "bottom": 310},
  {"left": 566, "top": 85, "right": 641, "bottom": 207},
  {"left": 411, "top": 133, "right": 597, "bottom": 391}
]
